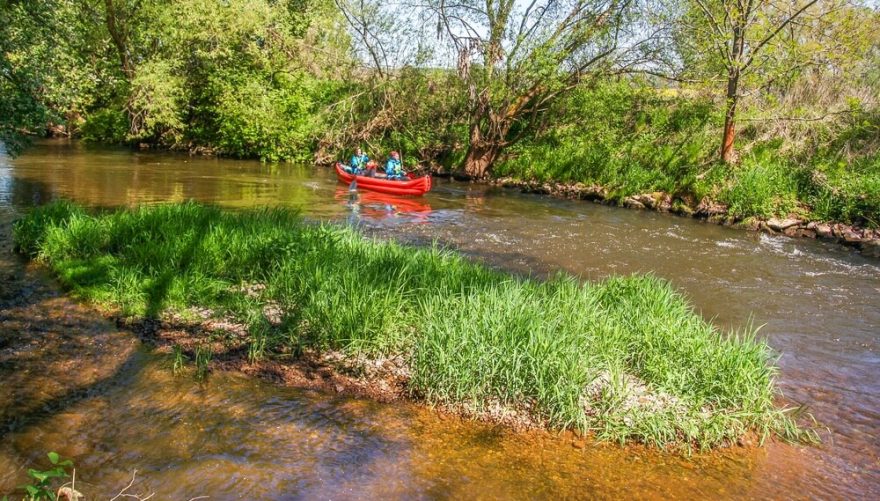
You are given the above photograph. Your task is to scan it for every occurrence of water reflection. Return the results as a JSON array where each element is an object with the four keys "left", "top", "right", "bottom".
[{"left": 336, "top": 188, "right": 433, "bottom": 224}]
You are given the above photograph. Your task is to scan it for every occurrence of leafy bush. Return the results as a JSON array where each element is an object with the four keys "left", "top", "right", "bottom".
[
  {"left": 204, "top": 71, "right": 322, "bottom": 161},
  {"left": 79, "top": 108, "right": 128, "bottom": 144},
  {"left": 128, "top": 59, "right": 187, "bottom": 143}
]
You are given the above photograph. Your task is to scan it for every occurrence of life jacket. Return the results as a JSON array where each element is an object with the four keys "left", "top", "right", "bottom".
[
  {"left": 385, "top": 158, "right": 402, "bottom": 175},
  {"left": 351, "top": 154, "right": 368, "bottom": 169}
]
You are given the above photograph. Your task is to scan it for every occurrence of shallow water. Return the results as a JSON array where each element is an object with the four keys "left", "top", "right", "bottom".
[{"left": 1, "top": 140, "right": 878, "bottom": 498}]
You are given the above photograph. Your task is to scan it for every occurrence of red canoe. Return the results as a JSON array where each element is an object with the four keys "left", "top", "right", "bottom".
[{"left": 335, "top": 162, "right": 432, "bottom": 196}]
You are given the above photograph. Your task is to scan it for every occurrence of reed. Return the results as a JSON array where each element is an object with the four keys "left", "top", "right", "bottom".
[{"left": 13, "top": 201, "right": 816, "bottom": 449}]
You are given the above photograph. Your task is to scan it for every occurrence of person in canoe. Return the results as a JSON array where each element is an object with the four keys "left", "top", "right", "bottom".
[
  {"left": 384, "top": 151, "right": 406, "bottom": 180},
  {"left": 348, "top": 147, "right": 369, "bottom": 175}
]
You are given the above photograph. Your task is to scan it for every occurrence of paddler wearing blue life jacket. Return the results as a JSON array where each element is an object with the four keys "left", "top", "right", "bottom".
[
  {"left": 348, "top": 147, "right": 369, "bottom": 174},
  {"left": 384, "top": 151, "right": 406, "bottom": 180}
]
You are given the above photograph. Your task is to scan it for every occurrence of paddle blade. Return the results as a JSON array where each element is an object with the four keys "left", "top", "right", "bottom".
[{"left": 348, "top": 179, "right": 357, "bottom": 191}]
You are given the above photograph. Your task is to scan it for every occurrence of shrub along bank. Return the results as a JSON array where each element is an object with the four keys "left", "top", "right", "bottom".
[{"left": 13, "top": 201, "right": 815, "bottom": 450}]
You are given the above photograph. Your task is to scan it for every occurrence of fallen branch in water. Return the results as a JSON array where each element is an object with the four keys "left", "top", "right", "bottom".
[{"left": 109, "top": 470, "right": 154, "bottom": 501}]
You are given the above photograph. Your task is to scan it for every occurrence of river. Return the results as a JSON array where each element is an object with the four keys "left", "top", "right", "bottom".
[{"left": 1, "top": 140, "right": 877, "bottom": 499}]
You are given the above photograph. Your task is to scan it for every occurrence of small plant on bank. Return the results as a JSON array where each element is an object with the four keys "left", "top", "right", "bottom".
[
  {"left": 14, "top": 452, "right": 73, "bottom": 501},
  {"left": 194, "top": 346, "right": 212, "bottom": 380},
  {"left": 171, "top": 344, "right": 186, "bottom": 375},
  {"left": 247, "top": 321, "right": 270, "bottom": 363}
]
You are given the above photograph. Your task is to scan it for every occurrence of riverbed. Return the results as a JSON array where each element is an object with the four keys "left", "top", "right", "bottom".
[{"left": 1, "top": 140, "right": 878, "bottom": 498}]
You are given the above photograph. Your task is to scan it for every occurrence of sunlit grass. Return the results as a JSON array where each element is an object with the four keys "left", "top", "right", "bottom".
[
  {"left": 493, "top": 83, "right": 880, "bottom": 227},
  {"left": 13, "top": 201, "right": 817, "bottom": 450}
]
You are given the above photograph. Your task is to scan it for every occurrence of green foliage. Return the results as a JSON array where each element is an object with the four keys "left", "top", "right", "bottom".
[
  {"left": 79, "top": 108, "right": 128, "bottom": 144},
  {"left": 321, "top": 68, "right": 469, "bottom": 168},
  {"left": 490, "top": 78, "right": 880, "bottom": 226},
  {"left": 172, "top": 344, "right": 186, "bottom": 375},
  {"left": 0, "top": 0, "right": 113, "bottom": 154},
  {"left": 14, "top": 201, "right": 816, "bottom": 449},
  {"left": 12, "top": 200, "right": 86, "bottom": 256},
  {"left": 0, "top": 0, "right": 66, "bottom": 154},
  {"left": 127, "top": 59, "right": 187, "bottom": 143},
  {"left": 194, "top": 346, "right": 212, "bottom": 380},
  {"left": 1, "top": 0, "right": 348, "bottom": 159},
  {"left": 719, "top": 155, "right": 800, "bottom": 219},
  {"left": 207, "top": 71, "right": 322, "bottom": 161},
  {"left": 496, "top": 81, "right": 719, "bottom": 198},
  {"left": 17, "top": 452, "right": 73, "bottom": 500},
  {"left": 803, "top": 154, "right": 880, "bottom": 226}
]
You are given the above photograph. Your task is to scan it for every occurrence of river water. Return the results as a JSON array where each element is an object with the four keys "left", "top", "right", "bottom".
[{"left": 0, "top": 140, "right": 877, "bottom": 499}]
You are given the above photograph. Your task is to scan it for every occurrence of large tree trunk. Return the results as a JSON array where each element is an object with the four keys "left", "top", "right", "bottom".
[
  {"left": 460, "top": 124, "right": 501, "bottom": 179},
  {"left": 461, "top": 142, "right": 501, "bottom": 179}
]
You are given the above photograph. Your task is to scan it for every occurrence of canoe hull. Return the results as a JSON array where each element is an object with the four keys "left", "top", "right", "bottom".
[{"left": 335, "top": 163, "right": 431, "bottom": 196}]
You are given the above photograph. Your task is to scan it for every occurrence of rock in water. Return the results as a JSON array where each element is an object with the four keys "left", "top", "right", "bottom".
[{"left": 767, "top": 218, "right": 800, "bottom": 232}]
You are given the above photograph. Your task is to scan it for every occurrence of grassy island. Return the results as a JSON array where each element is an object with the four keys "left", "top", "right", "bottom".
[{"left": 14, "top": 201, "right": 814, "bottom": 450}]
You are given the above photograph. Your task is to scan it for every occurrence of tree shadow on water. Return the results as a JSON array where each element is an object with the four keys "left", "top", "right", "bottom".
[{"left": 0, "top": 276, "right": 147, "bottom": 439}]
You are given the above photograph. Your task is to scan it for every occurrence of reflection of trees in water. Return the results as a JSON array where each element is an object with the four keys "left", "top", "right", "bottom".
[
  {"left": 4, "top": 175, "right": 54, "bottom": 208},
  {"left": 4, "top": 143, "right": 322, "bottom": 209},
  {"left": 464, "top": 192, "right": 485, "bottom": 212}
]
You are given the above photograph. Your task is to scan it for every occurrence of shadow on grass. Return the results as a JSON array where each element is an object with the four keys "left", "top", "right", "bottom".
[{"left": 143, "top": 211, "right": 213, "bottom": 319}]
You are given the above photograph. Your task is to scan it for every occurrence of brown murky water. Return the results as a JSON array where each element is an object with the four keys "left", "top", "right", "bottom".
[{"left": 1, "top": 140, "right": 878, "bottom": 498}]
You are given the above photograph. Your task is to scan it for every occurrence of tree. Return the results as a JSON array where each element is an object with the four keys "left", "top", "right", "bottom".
[
  {"left": 0, "top": 0, "right": 50, "bottom": 154},
  {"left": 0, "top": 0, "right": 93, "bottom": 154},
  {"left": 74, "top": 0, "right": 349, "bottom": 156},
  {"left": 428, "top": 0, "right": 642, "bottom": 178},
  {"left": 668, "top": 0, "right": 845, "bottom": 163}
]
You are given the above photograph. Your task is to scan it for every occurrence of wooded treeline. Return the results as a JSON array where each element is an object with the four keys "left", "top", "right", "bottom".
[{"left": 2, "top": 0, "right": 878, "bottom": 224}]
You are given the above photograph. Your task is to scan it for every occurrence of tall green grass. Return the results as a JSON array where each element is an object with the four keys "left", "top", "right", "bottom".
[
  {"left": 495, "top": 82, "right": 720, "bottom": 201},
  {"left": 494, "top": 81, "right": 880, "bottom": 226},
  {"left": 13, "top": 201, "right": 814, "bottom": 449},
  {"left": 718, "top": 154, "right": 800, "bottom": 219}
]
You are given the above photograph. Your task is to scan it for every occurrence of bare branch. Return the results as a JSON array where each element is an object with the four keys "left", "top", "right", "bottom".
[{"left": 109, "top": 470, "right": 155, "bottom": 501}]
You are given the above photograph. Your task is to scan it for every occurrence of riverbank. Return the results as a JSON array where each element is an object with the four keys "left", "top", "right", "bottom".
[
  {"left": 487, "top": 176, "right": 880, "bottom": 258},
  {"left": 12, "top": 201, "right": 816, "bottom": 451}
]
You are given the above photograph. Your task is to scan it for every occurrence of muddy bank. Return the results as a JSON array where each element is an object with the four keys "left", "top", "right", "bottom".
[
  {"left": 118, "top": 313, "right": 409, "bottom": 404},
  {"left": 488, "top": 177, "right": 880, "bottom": 257},
  {"left": 118, "top": 313, "right": 560, "bottom": 433}
]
